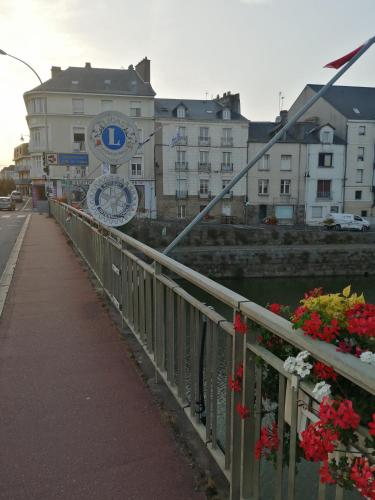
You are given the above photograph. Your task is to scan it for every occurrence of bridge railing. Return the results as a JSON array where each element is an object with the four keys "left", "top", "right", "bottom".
[{"left": 51, "top": 201, "right": 375, "bottom": 500}]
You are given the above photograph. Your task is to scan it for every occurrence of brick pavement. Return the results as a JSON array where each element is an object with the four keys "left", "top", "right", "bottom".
[{"left": 0, "top": 214, "right": 206, "bottom": 500}]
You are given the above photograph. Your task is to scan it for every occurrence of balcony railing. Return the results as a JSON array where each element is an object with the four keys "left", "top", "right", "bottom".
[
  {"left": 176, "top": 190, "right": 188, "bottom": 198},
  {"left": 15, "top": 165, "right": 31, "bottom": 173},
  {"left": 176, "top": 136, "right": 188, "bottom": 146},
  {"left": 198, "top": 190, "right": 211, "bottom": 199},
  {"left": 221, "top": 137, "right": 233, "bottom": 147},
  {"left": 51, "top": 200, "right": 375, "bottom": 500},
  {"left": 16, "top": 178, "right": 32, "bottom": 185},
  {"left": 316, "top": 192, "right": 332, "bottom": 200},
  {"left": 198, "top": 136, "right": 211, "bottom": 146},
  {"left": 198, "top": 162, "right": 211, "bottom": 173},
  {"left": 175, "top": 161, "right": 188, "bottom": 171},
  {"left": 221, "top": 163, "right": 233, "bottom": 172}
]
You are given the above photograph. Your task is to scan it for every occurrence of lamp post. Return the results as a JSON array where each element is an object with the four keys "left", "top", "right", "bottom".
[{"left": 0, "top": 49, "right": 50, "bottom": 205}]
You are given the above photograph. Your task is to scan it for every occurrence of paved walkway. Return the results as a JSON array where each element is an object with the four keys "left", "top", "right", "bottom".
[{"left": 0, "top": 214, "right": 205, "bottom": 500}]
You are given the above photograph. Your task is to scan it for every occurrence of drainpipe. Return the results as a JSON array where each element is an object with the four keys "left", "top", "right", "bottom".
[
  {"left": 296, "top": 143, "right": 301, "bottom": 224},
  {"left": 245, "top": 138, "right": 249, "bottom": 224},
  {"left": 342, "top": 123, "right": 348, "bottom": 212}
]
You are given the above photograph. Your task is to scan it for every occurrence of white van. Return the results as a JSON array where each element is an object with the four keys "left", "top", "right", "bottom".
[{"left": 323, "top": 213, "right": 370, "bottom": 232}]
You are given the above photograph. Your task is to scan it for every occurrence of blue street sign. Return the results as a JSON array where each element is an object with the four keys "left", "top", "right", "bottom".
[{"left": 58, "top": 153, "right": 88, "bottom": 166}]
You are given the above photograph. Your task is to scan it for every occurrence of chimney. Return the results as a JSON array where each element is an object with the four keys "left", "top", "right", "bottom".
[
  {"left": 280, "top": 110, "right": 288, "bottom": 124},
  {"left": 85, "top": 62, "right": 91, "bottom": 69},
  {"left": 135, "top": 57, "right": 150, "bottom": 83},
  {"left": 215, "top": 92, "right": 241, "bottom": 114},
  {"left": 51, "top": 66, "right": 62, "bottom": 79}
]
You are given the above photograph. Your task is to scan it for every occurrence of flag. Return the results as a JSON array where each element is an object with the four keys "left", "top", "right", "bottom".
[
  {"left": 324, "top": 44, "right": 364, "bottom": 69},
  {"left": 170, "top": 129, "right": 183, "bottom": 148}
]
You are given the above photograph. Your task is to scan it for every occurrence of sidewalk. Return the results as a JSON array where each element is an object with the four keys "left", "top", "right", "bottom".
[{"left": 0, "top": 214, "right": 206, "bottom": 500}]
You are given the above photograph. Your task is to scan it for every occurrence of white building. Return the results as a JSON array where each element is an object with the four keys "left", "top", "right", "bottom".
[
  {"left": 23, "top": 58, "right": 157, "bottom": 217},
  {"left": 155, "top": 93, "right": 249, "bottom": 222}
]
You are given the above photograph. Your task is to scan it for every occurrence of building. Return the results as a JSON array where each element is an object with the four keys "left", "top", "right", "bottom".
[
  {"left": 0, "top": 164, "right": 17, "bottom": 181},
  {"left": 155, "top": 92, "right": 249, "bottom": 222},
  {"left": 289, "top": 84, "right": 375, "bottom": 219},
  {"left": 247, "top": 113, "right": 346, "bottom": 224},
  {"left": 23, "top": 58, "right": 157, "bottom": 217},
  {"left": 13, "top": 142, "right": 32, "bottom": 196}
]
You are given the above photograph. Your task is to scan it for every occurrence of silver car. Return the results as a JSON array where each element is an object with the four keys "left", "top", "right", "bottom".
[{"left": 0, "top": 196, "right": 16, "bottom": 211}]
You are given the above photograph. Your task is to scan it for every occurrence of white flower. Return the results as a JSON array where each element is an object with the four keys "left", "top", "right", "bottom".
[
  {"left": 283, "top": 357, "right": 297, "bottom": 373},
  {"left": 295, "top": 362, "right": 312, "bottom": 379},
  {"left": 312, "top": 381, "right": 331, "bottom": 402},
  {"left": 296, "top": 350, "right": 310, "bottom": 362},
  {"left": 360, "top": 351, "right": 375, "bottom": 365}
]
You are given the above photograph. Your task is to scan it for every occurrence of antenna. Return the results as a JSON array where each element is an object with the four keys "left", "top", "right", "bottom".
[
  {"left": 279, "top": 91, "right": 285, "bottom": 111},
  {"left": 205, "top": 91, "right": 208, "bottom": 101}
]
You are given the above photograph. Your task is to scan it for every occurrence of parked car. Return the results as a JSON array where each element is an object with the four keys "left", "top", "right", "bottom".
[
  {"left": 10, "top": 190, "right": 23, "bottom": 202},
  {"left": 323, "top": 213, "right": 370, "bottom": 231},
  {"left": 0, "top": 196, "right": 16, "bottom": 211}
]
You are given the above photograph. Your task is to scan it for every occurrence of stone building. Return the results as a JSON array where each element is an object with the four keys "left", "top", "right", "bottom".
[{"left": 155, "top": 93, "right": 249, "bottom": 222}]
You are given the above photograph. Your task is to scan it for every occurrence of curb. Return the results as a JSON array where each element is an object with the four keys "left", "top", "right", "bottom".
[{"left": 0, "top": 214, "right": 31, "bottom": 317}]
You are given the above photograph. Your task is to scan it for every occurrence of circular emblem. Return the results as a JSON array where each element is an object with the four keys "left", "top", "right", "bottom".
[
  {"left": 86, "top": 174, "right": 138, "bottom": 227},
  {"left": 87, "top": 111, "right": 140, "bottom": 164}
]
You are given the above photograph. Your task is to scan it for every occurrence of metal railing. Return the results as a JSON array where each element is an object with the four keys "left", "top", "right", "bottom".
[
  {"left": 51, "top": 200, "right": 375, "bottom": 500},
  {"left": 221, "top": 163, "right": 234, "bottom": 172},
  {"left": 198, "top": 162, "right": 211, "bottom": 172},
  {"left": 198, "top": 136, "right": 211, "bottom": 146},
  {"left": 221, "top": 137, "right": 233, "bottom": 147},
  {"left": 175, "top": 161, "right": 189, "bottom": 171}
]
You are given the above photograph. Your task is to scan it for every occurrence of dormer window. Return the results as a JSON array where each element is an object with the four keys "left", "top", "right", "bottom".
[
  {"left": 223, "top": 108, "right": 231, "bottom": 120},
  {"left": 177, "top": 106, "right": 185, "bottom": 119},
  {"left": 320, "top": 127, "right": 333, "bottom": 144}
]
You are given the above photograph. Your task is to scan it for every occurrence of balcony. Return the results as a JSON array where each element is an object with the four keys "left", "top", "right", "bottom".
[
  {"left": 198, "top": 162, "right": 211, "bottom": 173},
  {"left": 176, "top": 190, "right": 188, "bottom": 199},
  {"left": 177, "top": 136, "right": 188, "bottom": 146},
  {"left": 16, "top": 178, "right": 32, "bottom": 185},
  {"left": 15, "top": 165, "right": 31, "bottom": 173},
  {"left": 198, "top": 191, "right": 211, "bottom": 199},
  {"left": 175, "top": 161, "right": 189, "bottom": 172},
  {"left": 223, "top": 190, "right": 233, "bottom": 200},
  {"left": 198, "top": 136, "right": 211, "bottom": 146},
  {"left": 221, "top": 163, "right": 233, "bottom": 172},
  {"left": 221, "top": 137, "right": 233, "bottom": 147},
  {"left": 316, "top": 192, "right": 332, "bottom": 200}
]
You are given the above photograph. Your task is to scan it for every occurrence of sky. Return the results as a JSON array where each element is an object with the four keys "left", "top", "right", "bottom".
[{"left": 1, "top": 0, "right": 375, "bottom": 168}]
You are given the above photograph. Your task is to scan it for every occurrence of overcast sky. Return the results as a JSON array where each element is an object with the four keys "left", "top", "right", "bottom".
[{"left": 1, "top": 0, "right": 375, "bottom": 167}]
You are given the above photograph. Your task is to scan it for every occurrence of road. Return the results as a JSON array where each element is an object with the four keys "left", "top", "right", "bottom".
[{"left": 0, "top": 202, "right": 30, "bottom": 279}]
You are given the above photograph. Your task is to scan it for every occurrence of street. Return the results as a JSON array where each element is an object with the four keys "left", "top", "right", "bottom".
[{"left": 0, "top": 203, "right": 29, "bottom": 278}]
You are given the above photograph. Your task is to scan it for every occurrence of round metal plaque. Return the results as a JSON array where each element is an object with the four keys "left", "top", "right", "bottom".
[
  {"left": 87, "top": 111, "right": 140, "bottom": 164},
  {"left": 86, "top": 174, "right": 138, "bottom": 227}
]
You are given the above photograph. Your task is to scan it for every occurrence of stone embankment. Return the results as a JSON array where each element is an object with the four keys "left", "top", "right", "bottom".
[{"left": 124, "top": 221, "right": 375, "bottom": 278}]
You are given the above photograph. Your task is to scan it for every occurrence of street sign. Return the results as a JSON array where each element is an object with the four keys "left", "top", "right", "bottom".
[
  {"left": 58, "top": 153, "right": 88, "bottom": 166},
  {"left": 87, "top": 111, "right": 140, "bottom": 164},
  {"left": 86, "top": 174, "right": 138, "bottom": 227}
]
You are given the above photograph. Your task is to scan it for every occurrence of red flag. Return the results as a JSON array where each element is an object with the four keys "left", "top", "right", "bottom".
[{"left": 324, "top": 44, "right": 364, "bottom": 69}]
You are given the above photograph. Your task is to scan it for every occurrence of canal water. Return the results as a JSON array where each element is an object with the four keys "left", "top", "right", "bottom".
[{"left": 178, "top": 275, "right": 369, "bottom": 499}]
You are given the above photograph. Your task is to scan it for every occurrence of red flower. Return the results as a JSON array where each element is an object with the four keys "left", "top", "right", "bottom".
[
  {"left": 333, "top": 400, "right": 360, "bottom": 430},
  {"left": 319, "top": 460, "right": 336, "bottom": 485},
  {"left": 268, "top": 303, "right": 282, "bottom": 315},
  {"left": 301, "top": 311, "right": 323, "bottom": 339},
  {"left": 321, "top": 319, "right": 340, "bottom": 342},
  {"left": 255, "top": 422, "right": 279, "bottom": 460},
  {"left": 300, "top": 422, "right": 338, "bottom": 462},
  {"left": 235, "top": 364, "right": 244, "bottom": 380},
  {"left": 319, "top": 397, "right": 337, "bottom": 425},
  {"left": 234, "top": 313, "right": 248, "bottom": 335},
  {"left": 347, "top": 304, "right": 375, "bottom": 338},
  {"left": 304, "top": 287, "right": 324, "bottom": 299},
  {"left": 313, "top": 361, "right": 337, "bottom": 381},
  {"left": 236, "top": 403, "right": 250, "bottom": 419},
  {"left": 368, "top": 413, "right": 375, "bottom": 437},
  {"left": 350, "top": 457, "right": 375, "bottom": 499},
  {"left": 336, "top": 340, "right": 353, "bottom": 354},
  {"left": 228, "top": 375, "right": 241, "bottom": 393},
  {"left": 292, "top": 305, "right": 307, "bottom": 323}
]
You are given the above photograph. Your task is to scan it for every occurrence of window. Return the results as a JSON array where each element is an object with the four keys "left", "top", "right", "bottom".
[
  {"left": 130, "top": 101, "right": 141, "bottom": 117},
  {"left": 222, "top": 152, "right": 232, "bottom": 165},
  {"left": 222, "top": 128, "right": 233, "bottom": 146},
  {"left": 137, "top": 128, "right": 143, "bottom": 143},
  {"left": 223, "top": 108, "right": 231, "bottom": 120},
  {"left": 30, "top": 127, "right": 45, "bottom": 148},
  {"left": 258, "top": 154, "right": 270, "bottom": 171},
  {"left": 73, "top": 127, "right": 85, "bottom": 151},
  {"left": 355, "top": 190, "right": 362, "bottom": 200},
  {"left": 28, "top": 97, "right": 46, "bottom": 113},
  {"left": 359, "top": 125, "right": 366, "bottom": 136},
  {"left": 35, "top": 156, "right": 42, "bottom": 169},
  {"left": 222, "top": 179, "right": 230, "bottom": 190},
  {"left": 280, "top": 179, "right": 291, "bottom": 195},
  {"left": 356, "top": 169, "right": 364, "bottom": 183},
  {"left": 361, "top": 210, "right": 368, "bottom": 217},
  {"left": 177, "top": 106, "right": 185, "bottom": 118},
  {"left": 312, "top": 206, "right": 323, "bottom": 218},
  {"left": 176, "top": 178, "right": 187, "bottom": 195},
  {"left": 281, "top": 155, "right": 292, "bottom": 170},
  {"left": 199, "top": 179, "right": 209, "bottom": 194},
  {"left": 357, "top": 147, "right": 365, "bottom": 161},
  {"left": 177, "top": 150, "right": 186, "bottom": 163},
  {"left": 72, "top": 98, "right": 84, "bottom": 114},
  {"left": 200, "top": 127, "right": 209, "bottom": 138},
  {"left": 199, "top": 151, "right": 209, "bottom": 164},
  {"left": 101, "top": 100, "right": 113, "bottom": 111},
  {"left": 177, "top": 205, "right": 186, "bottom": 219},
  {"left": 318, "top": 153, "right": 333, "bottom": 167},
  {"left": 330, "top": 206, "right": 339, "bottom": 213},
  {"left": 317, "top": 180, "right": 331, "bottom": 199},
  {"left": 258, "top": 179, "right": 269, "bottom": 195},
  {"left": 321, "top": 131, "right": 331, "bottom": 143},
  {"left": 178, "top": 126, "right": 186, "bottom": 137},
  {"left": 131, "top": 157, "right": 143, "bottom": 177}
]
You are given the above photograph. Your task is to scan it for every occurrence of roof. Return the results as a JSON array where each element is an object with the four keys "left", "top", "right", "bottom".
[
  {"left": 248, "top": 121, "right": 345, "bottom": 145},
  {"left": 25, "top": 66, "right": 156, "bottom": 97},
  {"left": 308, "top": 84, "right": 375, "bottom": 120},
  {"left": 155, "top": 98, "right": 248, "bottom": 122}
]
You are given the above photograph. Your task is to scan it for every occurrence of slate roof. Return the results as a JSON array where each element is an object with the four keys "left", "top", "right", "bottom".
[
  {"left": 155, "top": 98, "right": 248, "bottom": 122},
  {"left": 308, "top": 84, "right": 375, "bottom": 120},
  {"left": 25, "top": 66, "right": 156, "bottom": 96},
  {"left": 248, "top": 121, "right": 346, "bottom": 145}
]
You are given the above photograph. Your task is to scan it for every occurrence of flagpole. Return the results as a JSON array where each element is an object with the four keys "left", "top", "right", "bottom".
[{"left": 163, "top": 36, "right": 375, "bottom": 255}]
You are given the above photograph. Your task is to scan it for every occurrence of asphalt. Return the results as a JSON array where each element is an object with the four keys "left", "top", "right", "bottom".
[
  {"left": 0, "top": 213, "right": 205, "bottom": 500},
  {"left": 0, "top": 211, "right": 28, "bottom": 278}
]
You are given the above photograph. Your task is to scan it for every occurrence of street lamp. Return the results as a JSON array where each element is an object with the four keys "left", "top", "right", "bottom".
[{"left": 0, "top": 49, "right": 50, "bottom": 204}]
